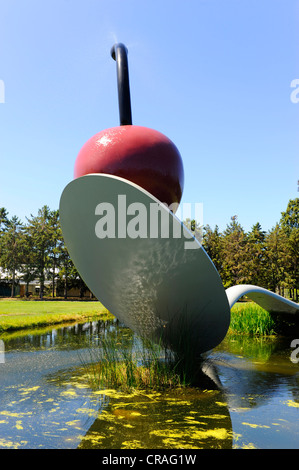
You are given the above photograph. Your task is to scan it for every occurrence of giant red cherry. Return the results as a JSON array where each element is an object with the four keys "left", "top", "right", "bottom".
[
  {"left": 74, "top": 43, "right": 184, "bottom": 209},
  {"left": 74, "top": 125, "right": 184, "bottom": 208}
]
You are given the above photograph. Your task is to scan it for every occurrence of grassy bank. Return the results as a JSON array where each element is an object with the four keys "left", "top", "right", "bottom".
[
  {"left": 0, "top": 298, "right": 114, "bottom": 333},
  {"left": 0, "top": 298, "right": 289, "bottom": 337},
  {"left": 229, "top": 302, "right": 277, "bottom": 336}
]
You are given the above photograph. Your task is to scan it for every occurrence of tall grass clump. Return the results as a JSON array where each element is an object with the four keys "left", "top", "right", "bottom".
[
  {"left": 84, "top": 334, "right": 187, "bottom": 392},
  {"left": 229, "top": 302, "right": 276, "bottom": 336}
]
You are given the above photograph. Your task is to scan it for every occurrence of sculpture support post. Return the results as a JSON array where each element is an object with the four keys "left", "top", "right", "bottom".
[{"left": 111, "top": 43, "right": 133, "bottom": 126}]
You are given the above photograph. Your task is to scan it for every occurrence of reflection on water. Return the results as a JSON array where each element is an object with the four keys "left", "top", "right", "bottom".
[
  {"left": 212, "top": 336, "right": 299, "bottom": 449},
  {"left": 0, "top": 320, "right": 299, "bottom": 449},
  {"left": 78, "top": 388, "right": 232, "bottom": 449}
]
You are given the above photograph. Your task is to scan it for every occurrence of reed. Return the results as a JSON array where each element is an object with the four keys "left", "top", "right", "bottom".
[
  {"left": 229, "top": 302, "right": 276, "bottom": 336},
  {"left": 84, "top": 303, "right": 281, "bottom": 392},
  {"left": 84, "top": 334, "right": 185, "bottom": 392}
]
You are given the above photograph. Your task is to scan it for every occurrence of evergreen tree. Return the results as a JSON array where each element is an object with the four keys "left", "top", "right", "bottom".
[
  {"left": 0, "top": 216, "right": 24, "bottom": 296},
  {"left": 280, "top": 198, "right": 299, "bottom": 233},
  {"left": 57, "top": 243, "right": 75, "bottom": 299},
  {"left": 246, "top": 222, "right": 267, "bottom": 287},
  {"left": 280, "top": 198, "right": 299, "bottom": 300},
  {"left": 0, "top": 207, "right": 9, "bottom": 232},
  {"left": 264, "top": 224, "right": 289, "bottom": 295},
  {"left": 183, "top": 218, "right": 202, "bottom": 243},
  {"left": 221, "top": 216, "right": 249, "bottom": 288},
  {"left": 25, "top": 206, "right": 53, "bottom": 299},
  {"left": 287, "top": 227, "right": 299, "bottom": 300},
  {"left": 19, "top": 231, "right": 37, "bottom": 297},
  {"left": 47, "top": 210, "right": 62, "bottom": 297},
  {"left": 202, "top": 225, "right": 223, "bottom": 275},
  {"left": 1, "top": 198, "right": 298, "bottom": 302}
]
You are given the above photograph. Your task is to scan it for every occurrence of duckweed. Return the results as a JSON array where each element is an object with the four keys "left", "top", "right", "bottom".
[{"left": 1, "top": 317, "right": 299, "bottom": 449}]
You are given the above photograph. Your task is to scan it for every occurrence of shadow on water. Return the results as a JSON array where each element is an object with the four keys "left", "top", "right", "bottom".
[
  {"left": 0, "top": 318, "right": 299, "bottom": 449},
  {"left": 78, "top": 387, "right": 233, "bottom": 449}
]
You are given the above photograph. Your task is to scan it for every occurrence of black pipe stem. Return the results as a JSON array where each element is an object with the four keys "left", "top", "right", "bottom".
[{"left": 111, "top": 43, "right": 132, "bottom": 126}]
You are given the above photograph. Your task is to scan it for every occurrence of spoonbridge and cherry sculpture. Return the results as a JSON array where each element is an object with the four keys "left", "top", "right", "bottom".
[{"left": 59, "top": 44, "right": 299, "bottom": 357}]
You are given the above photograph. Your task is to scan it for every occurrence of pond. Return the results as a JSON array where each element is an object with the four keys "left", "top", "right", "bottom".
[{"left": 0, "top": 318, "right": 299, "bottom": 449}]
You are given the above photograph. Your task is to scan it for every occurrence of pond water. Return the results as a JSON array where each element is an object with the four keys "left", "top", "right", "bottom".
[{"left": 0, "top": 318, "right": 299, "bottom": 449}]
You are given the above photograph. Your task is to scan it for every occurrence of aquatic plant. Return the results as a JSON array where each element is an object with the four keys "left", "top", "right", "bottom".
[
  {"left": 229, "top": 302, "right": 276, "bottom": 336},
  {"left": 83, "top": 333, "right": 192, "bottom": 392},
  {"left": 84, "top": 302, "right": 286, "bottom": 392}
]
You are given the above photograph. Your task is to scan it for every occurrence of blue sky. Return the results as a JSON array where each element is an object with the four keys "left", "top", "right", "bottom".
[{"left": 0, "top": 0, "right": 298, "bottom": 233}]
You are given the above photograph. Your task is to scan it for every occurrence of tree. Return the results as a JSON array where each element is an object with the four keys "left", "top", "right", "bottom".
[
  {"left": 287, "top": 227, "right": 299, "bottom": 300},
  {"left": 0, "top": 207, "right": 9, "bottom": 232},
  {"left": 264, "top": 224, "right": 290, "bottom": 295},
  {"left": 57, "top": 244, "right": 75, "bottom": 299},
  {"left": 0, "top": 216, "right": 24, "bottom": 296},
  {"left": 19, "top": 231, "right": 37, "bottom": 297},
  {"left": 66, "top": 264, "right": 90, "bottom": 298},
  {"left": 280, "top": 198, "right": 299, "bottom": 233},
  {"left": 246, "top": 222, "right": 267, "bottom": 287},
  {"left": 202, "top": 225, "right": 223, "bottom": 275},
  {"left": 280, "top": 198, "right": 299, "bottom": 300},
  {"left": 47, "top": 210, "right": 61, "bottom": 297},
  {"left": 183, "top": 218, "right": 202, "bottom": 243},
  {"left": 25, "top": 206, "right": 53, "bottom": 299},
  {"left": 221, "top": 216, "right": 249, "bottom": 288},
  {"left": 55, "top": 221, "right": 90, "bottom": 298}
]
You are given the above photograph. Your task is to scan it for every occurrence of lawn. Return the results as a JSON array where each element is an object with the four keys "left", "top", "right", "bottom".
[
  {"left": 0, "top": 298, "right": 114, "bottom": 332},
  {"left": 0, "top": 298, "right": 285, "bottom": 337}
]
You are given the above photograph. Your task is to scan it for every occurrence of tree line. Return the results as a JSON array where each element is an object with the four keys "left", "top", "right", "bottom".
[
  {"left": 190, "top": 198, "right": 299, "bottom": 301},
  {"left": 0, "top": 199, "right": 298, "bottom": 301},
  {"left": 0, "top": 206, "right": 86, "bottom": 299}
]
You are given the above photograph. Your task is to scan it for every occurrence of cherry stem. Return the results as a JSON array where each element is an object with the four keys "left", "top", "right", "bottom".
[{"left": 111, "top": 43, "right": 133, "bottom": 126}]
